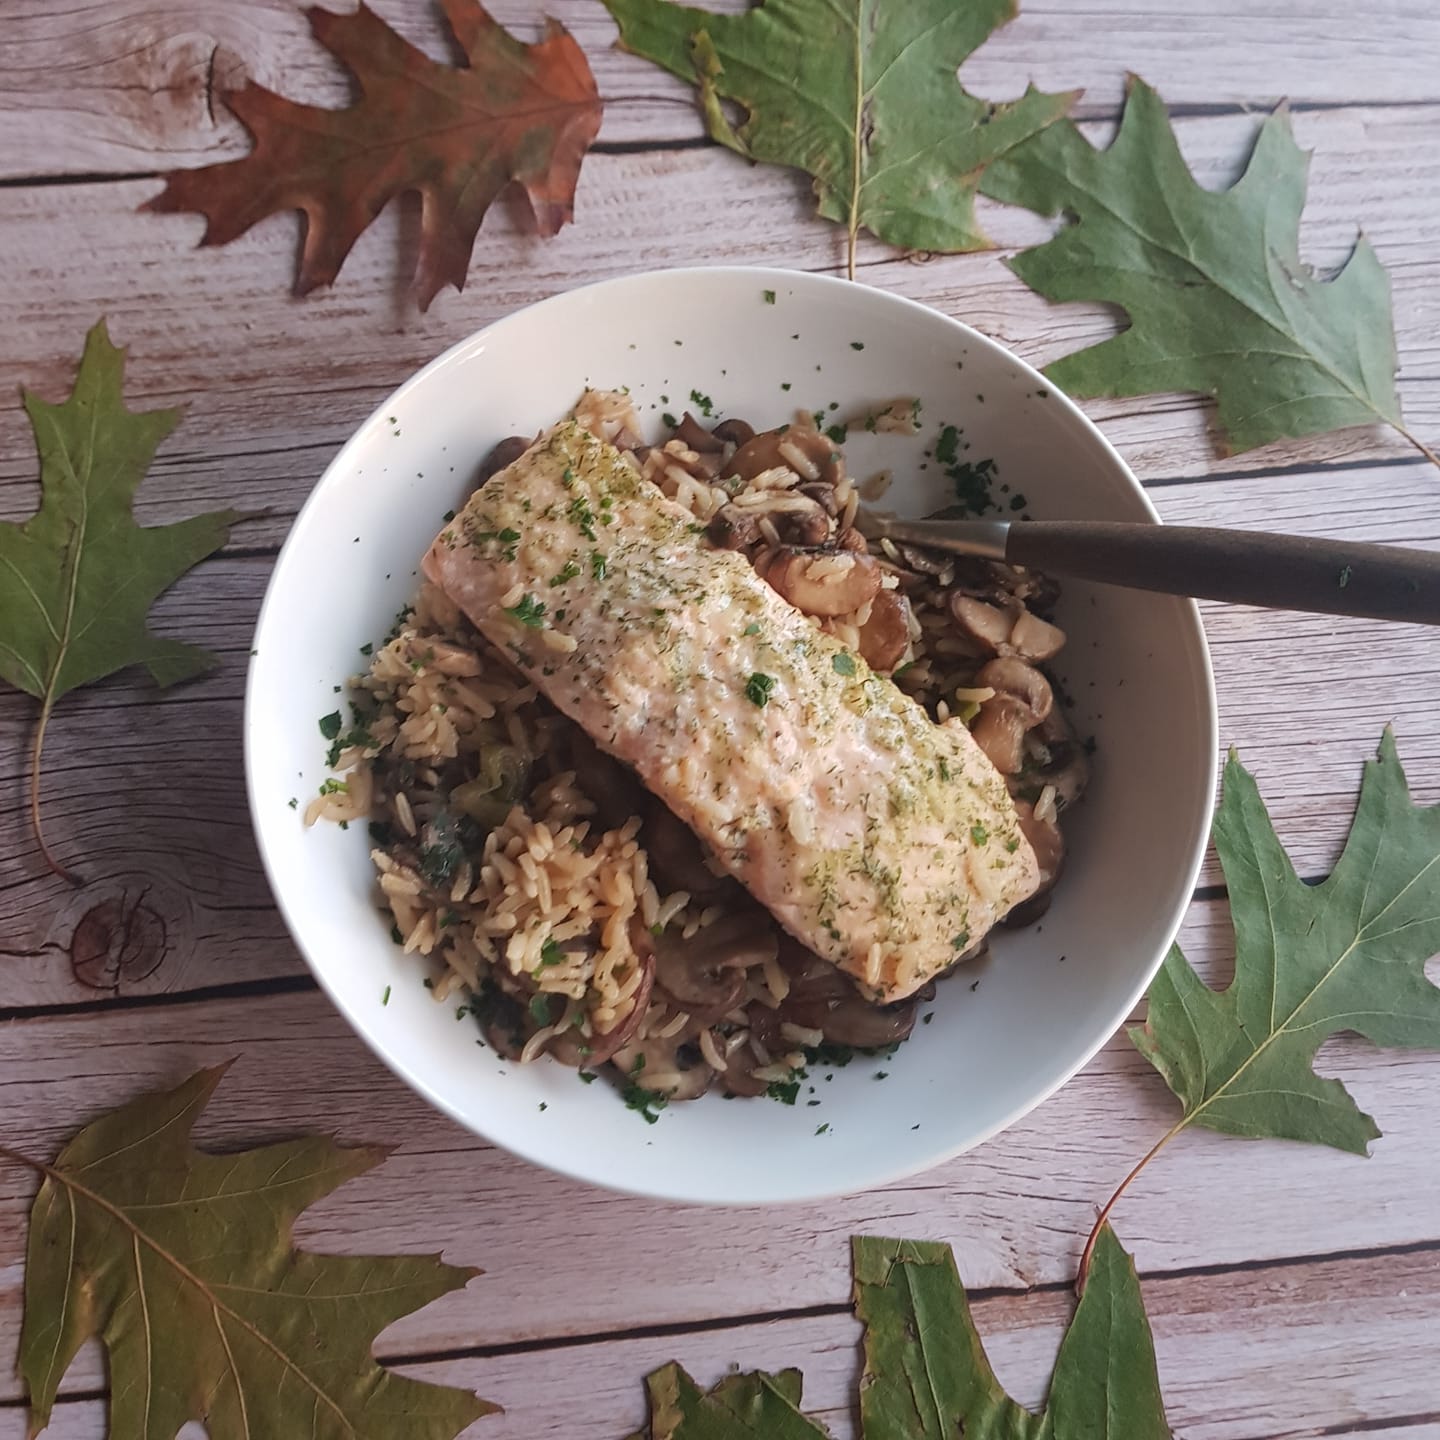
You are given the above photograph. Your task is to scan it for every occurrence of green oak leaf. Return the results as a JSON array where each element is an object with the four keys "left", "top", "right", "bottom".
[
  {"left": 602, "top": 0, "right": 1077, "bottom": 272},
  {"left": 0, "top": 320, "right": 239, "bottom": 879},
  {"left": 982, "top": 77, "right": 1418, "bottom": 459},
  {"left": 1133, "top": 729, "right": 1440, "bottom": 1152},
  {"left": 10, "top": 1066, "right": 495, "bottom": 1440},
  {"left": 626, "top": 1227, "right": 1171, "bottom": 1439}
]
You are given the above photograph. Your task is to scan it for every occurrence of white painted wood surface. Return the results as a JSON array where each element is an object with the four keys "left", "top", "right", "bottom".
[{"left": 2, "top": 2, "right": 1439, "bottom": 1437}]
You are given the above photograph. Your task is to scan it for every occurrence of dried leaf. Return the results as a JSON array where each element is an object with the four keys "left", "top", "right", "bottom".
[
  {"left": 602, "top": 0, "right": 1077, "bottom": 275},
  {"left": 982, "top": 78, "right": 1425, "bottom": 460},
  {"left": 1133, "top": 728, "right": 1440, "bottom": 1153},
  {"left": 9, "top": 1066, "right": 494, "bottom": 1440},
  {"left": 147, "top": 0, "right": 603, "bottom": 308},
  {"left": 626, "top": 1228, "right": 1170, "bottom": 1439},
  {"left": 0, "top": 320, "right": 238, "bottom": 880}
]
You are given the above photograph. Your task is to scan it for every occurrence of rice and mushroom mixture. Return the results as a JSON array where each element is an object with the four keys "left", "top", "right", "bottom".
[{"left": 312, "top": 390, "right": 1088, "bottom": 1109}]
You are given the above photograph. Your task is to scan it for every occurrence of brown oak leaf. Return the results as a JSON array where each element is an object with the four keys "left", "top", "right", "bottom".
[{"left": 147, "top": 0, "right": 603, "bottom": 308}]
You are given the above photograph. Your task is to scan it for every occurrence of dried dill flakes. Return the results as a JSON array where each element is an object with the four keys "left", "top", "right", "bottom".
[
  {"left": 831, "top": 652, "right": 856, "bottom": 677},
  {"left": 745, "top": 672, "right": 776, "bottom": 707},
  {"left": 318, "top": 711, "right": 342, "bottom": 740},
  {"left": 504, "top": 593, "right": 547, "bottom": 628}
]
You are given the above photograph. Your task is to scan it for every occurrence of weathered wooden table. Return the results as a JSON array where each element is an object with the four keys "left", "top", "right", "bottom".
[{"left": 3, "top": 3, "right": 1439, "bottom": 1436}]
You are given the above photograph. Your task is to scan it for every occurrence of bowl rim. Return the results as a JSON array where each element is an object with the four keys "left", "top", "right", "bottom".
[{"left": 245, "top": 264, "right": 1219, "bottom": 1203}]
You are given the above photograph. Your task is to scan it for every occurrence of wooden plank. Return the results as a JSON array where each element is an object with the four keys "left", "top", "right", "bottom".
[
  {"left": 2, "top": 941, "right": 1439, "bottom": 1393},
  {"left": 2, "top": 0, "right": 1438, "bottom": 177},
  {"left": 0, "top": 1239, "right": 1435, "bottom": 1437},
  {"left": 2, "top": 104, "right": 1437, "bottom": 537}
]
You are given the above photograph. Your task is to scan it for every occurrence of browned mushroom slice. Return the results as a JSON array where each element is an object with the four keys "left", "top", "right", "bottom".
[
  {"left": 707, "top": 504, "right": 763, "bottom": 550},
  {"left": 711, "top": 417, "right": 756, "bottom": 447},
  {"left": 570, "top": 729, "right": 645, "bottom": 832},
  {"left": 894, "top": 542, "right": 952, "bottom": 578},
  {"left": 766, "top": 548, "right": 883, "bottom": 617},
  {"left": 644, "top": 797, "right": 731, "bottom": 900},
  {"left": 1008, "top": 608, "right": 1066, "bottom": 662},
  {"left": 673, "top": 412, "right": 725, "bottom": 453},
  {"left": 969, "top": 658, "right": 1053, "bottom": 774},
  {"left": 775, "top": 504, "right": 833, "bottom": 547},
  {"left": 1004, "top": 801, "right": 1065, "bottom": 927},
  {"left": 948, "top": 594, "right": 1014, "bottom": 654},
  {"left": 610, "top": 1038, "right": 715, "bottom": 1100},
  {"left": 473, "top": 435, "right": 530, "bottom": 491},
  {"left": 835, "top": 526, "right": 869, "bottom": 553},
  {"left": 798, "top": 481, "right": 840, "bottom": 516},
  {"left": 654, "top": 910, "right": 778, "bottom": 1024},
  {"left": 776, "top": 945, "right": 919, "bottom": 1048},
  {"left": 547, "top": 949, "right": 656, "bottom": 1068},
  {"left": 720, "top": 1052, "right": 771, "bottom": 1097},
  {"left": 857, "top": 588, "right": 910, "bottom": 671},
  {"left": 726, "top": 423, "right": 844, "bottom": 487}
]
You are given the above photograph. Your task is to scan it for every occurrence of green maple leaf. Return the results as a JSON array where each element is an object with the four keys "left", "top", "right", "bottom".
[
  {"left": 627, "top": 1227, "right": 1171, "bottom": 1439},
  {"left": 0, "top": 320, "right": 239, "bottom": 880},
  {"left": 7, "top": 1066, "right": 495, "bottom": 1440},
  {"left": 981, "top": 78, "right": 1427, "bottom": 460},
  {"left": 602, "top": 0, "right": 1077, "bottom": 274},
  {"left": 1132, "top": 728, "right": 1440, "bottom": 1153}
]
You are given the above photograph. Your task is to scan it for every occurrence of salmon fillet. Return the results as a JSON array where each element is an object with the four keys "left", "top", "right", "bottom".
[{"left": 423, "top": 421, "right": 1039, "bottom": 1002}]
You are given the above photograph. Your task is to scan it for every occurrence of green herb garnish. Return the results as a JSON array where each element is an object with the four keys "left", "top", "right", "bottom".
[
  {"left": 746, "top": 672, "right": 776, "bottom": 707},
  {"left": 831, "top": 652, "right": 856, "bottom": 677},
  {"left": 505, "top": 594, "right": 547, "bottom": 628},
  {"left": 318, "top": 711, "right": 342, "bottom": 740}
]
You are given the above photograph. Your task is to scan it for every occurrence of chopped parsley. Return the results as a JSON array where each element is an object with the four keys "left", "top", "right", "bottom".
[
  {"left": 538, "top": 1101, "right": 548, "bottom": 1112},
  {"left": 505, "top": 593, "right": 547, "bottom": 628},
  {"left": 621, "top": 1082, "right": 669, "bottom": 1124},
  {"left": 745, "top": 672, "right": 776, "bottom": 707},
  {"left": 418, "top": 811, "right": 467, "bottom": 886},
  {"left": 815, "top": 1123, "right": 830, "bottom": 1135},
  {"left": 661, "top": 411, "right": 678, "bottom": 429},
  {"left": 579, "top": 1071, "right": 597, "bottom": 1084},
  {"left": 831, "top": 652, "right": 857, "bottom": 677},
  {"left": 744, "top": 622, "right": 762, "bottom": 636},
  {"left": 528, "top": 994, "right": 554, "bottom": 1025},
  {"left": 382, "top": 985, "right": 391, "bottom": 1006},
  {"left": 318, "top": 711, "right": 342, "bottom": 740},
  {"left": 766, "top": 1079, "right": 800, "bottom": 1106},
  {"left": 873, "top": 1071, "right": 889, "bottom": 1081},
  {"left": 359, "top": 641, "right": 373, "bottom": 657},
  {"left": 549, "top": 559, "right": 581, "bottom": 587},
  {"left": 538, "top": 939, "right": 565, "bottom": 968},
  {"left": 763, "top": 289, "right": 776, "bottom": 304},
  {"left": 287, "top": 797, "right": 298, "bottom": 810},
  {"left": 390, "top": 925, "right": 404, "bottom": 945},
  {"left": 824, "top": 423, "right": 847, "bottom": 445},
  {"left": 689, "top": 388, "right": 716, "bottom": 417},
  {"left": 970, "top": 823, "right": 989, "bottom": 846},
  {"left": 849, "top": 341, "right": 865, "bottom": 350},
  {"left": 590, "top": 550, "right": 608, "bottom": 580},
  {"left": 442, "top": 508, "right": 455, "bottom": 522},
  {"left": 317, "top": 778, "right": 348, "bottom": 796},
  {"left": 567, "top": 495, "right": 598, "bottom": 541}
]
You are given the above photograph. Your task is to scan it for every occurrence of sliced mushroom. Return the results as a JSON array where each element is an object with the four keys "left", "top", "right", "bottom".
[
  {"left": 610, "top": 1038, "right": 715, "bottom": 1101},
  {"left": 673, "top": 411, "right": 725, "bottom": 453},
  {"left": 547, "top": 948, "right": 655, "bottom": 1068},
  {"left": 835, "top": 525, "right": 869, "bottom": 553},
  {"left": 798, "top": 481, "right": 840, "bottom": 516},
  {"left": 712, "top": 418, "right": 756, "bottom": 447},
  {"left": 948, "top": 594, "right": 1014, "bottom": 654},
  {"left": 644, "top": 797, "right": 731, "bottom": 900},
  {"left": 1008, "top": 608, "right": 1066, "bottom": 662},
  {"left": 1004, "top": 801, "right": 1065, "bottom": 927},
  {"left": 654, "top": 934, "right": 749, "bottom": 1025},
  {"left": 473, "top": 435, "right": 529, "bottom": 491},
  {"left": 766, "top": 548, "right": 883, "bottom": 617},
  {"left": 970, "top": 659, "right": 1053, "bottom": 774},
  {"left": 776, "top": 504, "right": 834, "bottom": 547},
  {"left": 473, "top": 985, "right": 529, "bottom": 1061},
  {"left": 895, "top": 543, "right": 952, "bottom": 578},
  {"left": 857, "top": 588, "right": 910, "bottom": 671},
  {"left": 570, "top": 730, "right": 644, "bottom": 832},
  {"left": 720, "top": 1050, "right": 771, "bottom": 1097},
  {"left": 707, "top": 504, "right": 764, "bottom": 550},
  {"left": 776, "top": 946, "right": 919, "bottom": 1048},
  {"left": 726, "top": 424, "right": 843, "bottom": 487}
]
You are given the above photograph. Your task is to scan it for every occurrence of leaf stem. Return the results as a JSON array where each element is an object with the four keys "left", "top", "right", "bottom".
[
  {"left": 1075, "top": 1118, "right": 1187, "bottom": 1295},
  {"left": 846, "top": 223, "right": 858, "bottom": 283},
  {"left": 1394, "top": 422, "right": 1440, "bottom": 474},
  {"left": 29, "top": 694, "right": 80, "bottom": 886}
]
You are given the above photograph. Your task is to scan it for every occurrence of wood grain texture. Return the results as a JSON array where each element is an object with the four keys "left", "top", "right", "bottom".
[
  {"left": 4, "top": 3, "right": 1440, "bottom": 1436},
  {"left": 3, "top": 0, "right": 1439, "bottom": 176}
]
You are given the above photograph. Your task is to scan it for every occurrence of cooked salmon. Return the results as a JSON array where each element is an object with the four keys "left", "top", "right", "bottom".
[{"left": 423, "top": 421, "right": 1039, "bottom": 1002}]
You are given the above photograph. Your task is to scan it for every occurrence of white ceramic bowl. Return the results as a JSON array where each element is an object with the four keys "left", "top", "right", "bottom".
[{"left": 246, "top": 267, "right": 1216, "bottom": 1203}]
